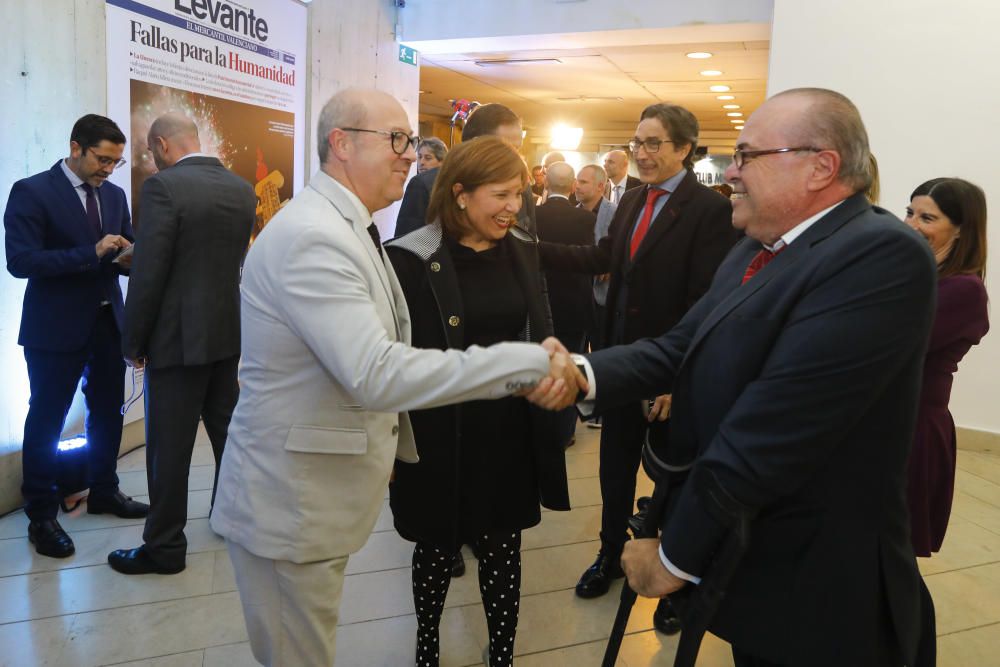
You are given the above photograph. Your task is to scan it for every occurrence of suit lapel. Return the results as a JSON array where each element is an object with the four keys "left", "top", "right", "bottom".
[
  {"left": 49, "top": 162, "right": 96, "bottom": 241},
  {"left": 629, "top": 171, "right": 697, "bottom": 267},
  {"left": 308, "top": 172, "right": 402, "bottom": 338},
  {"left": 682, "top": 195, "right": 869, "bottom": 360}
]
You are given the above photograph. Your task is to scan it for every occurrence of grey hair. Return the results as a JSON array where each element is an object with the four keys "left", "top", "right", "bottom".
[
  {"left": 772, "top": 88, "right": 872, "bottom": 192},
  {"left": 580, "top": 164, "right": 608, "bottom": 184},
  {"left": 316, "top": 90, "right": 368, "bottom": 165},
  {"left": 418, "top": 137, "right": 448, "bottom": 161}
]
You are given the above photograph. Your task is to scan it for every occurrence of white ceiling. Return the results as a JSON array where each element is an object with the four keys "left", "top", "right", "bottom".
[{"left": 416, "top": 27, "right": 770, "bottom": 156}]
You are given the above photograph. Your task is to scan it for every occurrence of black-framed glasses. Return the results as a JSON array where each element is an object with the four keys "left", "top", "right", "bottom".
[
  {"left": 86, "top": 150, "right": 127, "bottom": 170},
  {"left": 341, "top": 128, "right": 420, "bottom": 155},
  {"left": 732, "top": 147, "right": 822, "bottom": 169},
  {"left": 628, "top": 137, "right": 673, "bottom": 154}
]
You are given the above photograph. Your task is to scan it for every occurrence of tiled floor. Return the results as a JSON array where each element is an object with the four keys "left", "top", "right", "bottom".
[{"left": 0, "top": 426, "right": 997, "bottom": 666}]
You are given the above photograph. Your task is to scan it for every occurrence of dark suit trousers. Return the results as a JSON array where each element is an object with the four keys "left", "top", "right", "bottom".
[
  {"left": 142, "top": 355, "right": 239, "bottom": 568},
  {"left": 22, "top": 307, "right": 124, "bottom": 521},
  {"left": 555, "top": 330, "right": 587, "bottom": 444},
  {"left": 598, "top": 401, "right": 647, "bottom": 551}
]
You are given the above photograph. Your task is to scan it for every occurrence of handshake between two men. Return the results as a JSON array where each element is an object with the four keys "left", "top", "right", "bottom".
[{"left": 518, "top": 337, "right": 589, "bottom": 411}]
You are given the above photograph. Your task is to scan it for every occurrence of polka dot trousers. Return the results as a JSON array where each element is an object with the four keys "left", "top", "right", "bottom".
[{"left": 412, "top": 531, "right": 522, "bottom": 667}]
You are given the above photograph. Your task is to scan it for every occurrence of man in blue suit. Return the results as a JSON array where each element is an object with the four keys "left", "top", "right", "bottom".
[{"left": 4, "top": 114, "right": 149, "bottom": 559}]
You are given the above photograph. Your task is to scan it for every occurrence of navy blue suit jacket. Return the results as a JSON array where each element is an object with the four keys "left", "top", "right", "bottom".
[
  {"left": 4, "top": 161, "right": 133, "bottom": 351},
  {"left": 589, "top": 194, "right": 937, "bottom": 665}
]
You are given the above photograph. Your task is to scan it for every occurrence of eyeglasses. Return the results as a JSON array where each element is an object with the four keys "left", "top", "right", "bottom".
[
  {"left": 628, "top": 137, "right": 673, "bottom": 154},
  {"left": 341, "top": 128, "right": 420, "bottom": 156},
  {"left": 87, "top": 150, "right": 127, "bottom": 170},
  {"left": 732, "top": 147, "right": 822, "bottom": 169}
]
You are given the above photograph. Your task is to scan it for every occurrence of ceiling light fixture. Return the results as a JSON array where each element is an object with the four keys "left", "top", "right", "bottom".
[
  {"left": 716, "top": 95, "right": 735, "bottom": 100},
  {"left": 555, "top": 95, "right": 624, "bottom": 102},
  {"left": 474, "top": 58, "right": 562, "bottom": 67},
  {"left": 550, "top": 124, "right": 583, "bottom": 150},
  {"left": 730, "top": 119, "right": 744, "bottom": 124},
  {"left": 722, "top": 104, "right": 740, "bottom": 109},
  {"left": 710, "top": 85, "right": 731, "bottom": 92},
  {"left": 734, "top": 126, "right": 745, "bottom": 131},
  {"left": 686, "top": 52, "right": 713, "bottom": 59},
  {"left": 727, "top": 112, "right": 743, "bottom": 117},
  {"left": 700, "top": 70, "right": 723, "bottom": 76}
]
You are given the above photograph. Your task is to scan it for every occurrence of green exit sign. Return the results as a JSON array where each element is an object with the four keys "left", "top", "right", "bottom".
[{"left": 398, "top": 45, "right": 418, "bottom": 66}]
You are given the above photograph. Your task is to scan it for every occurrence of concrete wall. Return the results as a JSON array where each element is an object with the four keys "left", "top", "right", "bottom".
[
  {"left": 0, "top": 0, "right": 419, "bottom": 514},
  {"left": 768, "top": 0, "right": 1000, "bottom": 434}
]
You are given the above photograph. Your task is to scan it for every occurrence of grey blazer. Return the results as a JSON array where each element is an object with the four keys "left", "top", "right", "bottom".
[
  {"left": 122, "top": 155, "right": 256, "bottom": 368},
  {"left": 210, "top": 170, "right": 550, "bottom": 562}
]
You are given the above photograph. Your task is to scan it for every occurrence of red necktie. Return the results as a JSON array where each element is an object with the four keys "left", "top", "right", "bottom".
[
  {"left": 741, "top": 245, "right": 785, "bottom": 284},
  {"left": 629, "top": 187, "right": 667, "bottom": 259}
]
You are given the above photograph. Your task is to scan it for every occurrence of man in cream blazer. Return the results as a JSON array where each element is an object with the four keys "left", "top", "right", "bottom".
[{"left": 210, "top": 89, "right": 582, "bottom": 666}]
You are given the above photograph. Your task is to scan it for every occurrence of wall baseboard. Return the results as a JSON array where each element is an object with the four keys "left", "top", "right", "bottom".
[{"left": 956, "top": 427, "right": 1000, "bottom": 455}]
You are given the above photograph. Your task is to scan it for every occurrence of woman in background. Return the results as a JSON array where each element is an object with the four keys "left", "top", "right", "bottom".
[
  {"left": 386, "top": 136, "right": 569, "bottom": 667},
  {"left": 417, "top": 137, "right": 448, "bottom": 174},
  {"left": 904, "top": 177, "right": 989, "bottom": 557}
]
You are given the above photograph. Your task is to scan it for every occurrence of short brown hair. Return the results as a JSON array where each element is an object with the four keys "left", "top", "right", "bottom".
[
  {"left": 428, "top": 136, "right": 530, "bottom": 238},
  {"left": 911, "top": 178, "right": 988, "bottom": 280},
  {"left": 462, "top": 104, "right": 521, "bottom": 141}
]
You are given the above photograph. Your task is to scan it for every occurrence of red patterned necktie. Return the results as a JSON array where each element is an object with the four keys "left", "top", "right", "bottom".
[
  {"left": 629, "top": 187, "right": 667, "bottom": 259},
  {"left": 741, "top": 245, "right": 785, "bottom": 284}
]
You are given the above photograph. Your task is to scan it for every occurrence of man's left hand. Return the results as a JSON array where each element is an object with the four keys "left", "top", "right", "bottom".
[{"left": 621, "top": 538, "right": 686, "bottom": 598}]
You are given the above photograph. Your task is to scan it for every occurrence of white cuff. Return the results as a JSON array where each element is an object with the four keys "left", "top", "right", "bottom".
[
  {"left": 570, "top": 354, "right": 597, "bottom": 400},
  {"left": 659, "top": 545, "right": 701, "bottom": 585}
]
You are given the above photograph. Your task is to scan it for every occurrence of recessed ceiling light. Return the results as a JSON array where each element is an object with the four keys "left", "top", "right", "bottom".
[
  {"left": 710, "top": 85, "right": 731, "bottom": 92},
  {"left": 700, "top": 70, "right": 723, "bottom": 76},
  {"left": 722, "top": 104, "right": 740, "bottom": 109},
  {"left": 730, "top": 119, "right": 744, "bottom": 123},
  {"left": 716, "top": 95, "right": 735, "bottom": 100},
  {"left": 734, "top": 126, "right": 744, "bottom": 131},
  {"left": 550, "top": 124, "right": 583, "bottom": 150},
  {"left": 686, "top": 52, "right": 713, "bottom": 59},
  {"left": 727, "top": 112, "right": 743, "bottom": 117}
]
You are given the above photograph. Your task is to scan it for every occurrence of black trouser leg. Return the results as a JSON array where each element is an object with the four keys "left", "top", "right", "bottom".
[
  {"left": 598, "top": 403, "right": 646, "bottom": 551},
  {"left": 199, "top": 355, "right": 239, "bottom": 507},
  {"left": 476, "top": 531, "right": 521, "bottom": 667},
  {"left": 412, "top": 542, "right": 456, "bottom": 667},
  {"left": 21, "top": 347, "right": 88, "bottom": 521},
  {"left": 141, "top": 363, "right": 210, "bottom": 568},
  {"left": 81, "top": 308, "right": 125, "bottom": 497}
]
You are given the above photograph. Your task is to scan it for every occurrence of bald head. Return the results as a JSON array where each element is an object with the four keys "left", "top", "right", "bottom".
[
  {"left": 543, "top": 151, "right": 566, "bottom": 168},
  {"left": 604, "top": 149, "right": 628, "bottom": 181},
  {"left": 147, "top": 113, "right": 201, "bottom": 170},
  {"left": 316, "top": 88, "right": 400, "bottom": 165},
  {"left": 316, "top": 88, "right": 416, "bottom": 214},
  {"left": 545, "top": 162, "right": 575, "bottom": 195}
]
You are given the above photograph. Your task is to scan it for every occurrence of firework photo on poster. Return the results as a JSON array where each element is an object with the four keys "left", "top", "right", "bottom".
[{"left": 129, "top": 80, "right": 294, "bottom": 239}]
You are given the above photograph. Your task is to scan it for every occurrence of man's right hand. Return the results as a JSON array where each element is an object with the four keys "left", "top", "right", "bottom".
[
  {"left": 96, "top": 234, "right": 131, "bottom": 259},
  {"left": 522, "top": 337, "right": 588, "bottom": 410}
]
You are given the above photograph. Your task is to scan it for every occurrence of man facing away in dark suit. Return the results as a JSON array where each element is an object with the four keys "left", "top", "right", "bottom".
[
  {"left": 538, "top": 103, "right": 737, "bottom": 634},
  {"left": 547, "top": 88, "right": 938, "bottom": 667},
  {"left": 109, "top": 113, "right": 256, "bottom": 575},
  {"left": 535, "top": 161, "right": 596, "bottom": 446},
  {"left": 393, "top": 103, "right": 537, "bottom": 240},
  {"left": 603, "top": 148, "right": 641, "bottom": 205},
  {"left": 4, "top": 114, "right": 150, "bottom": 559}
]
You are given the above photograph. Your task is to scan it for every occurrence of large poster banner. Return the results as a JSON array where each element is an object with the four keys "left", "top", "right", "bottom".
[{"left": 106, "top": 0, "right": 306, "bottom": 237}]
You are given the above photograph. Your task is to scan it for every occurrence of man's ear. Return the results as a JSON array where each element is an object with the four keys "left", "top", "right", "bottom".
[{"left": 328, "top": 128, "right": 352, "bottom": 161}]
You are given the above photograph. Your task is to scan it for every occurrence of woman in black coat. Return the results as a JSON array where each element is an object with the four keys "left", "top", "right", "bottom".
[{"left": 386, "top": 136, "right": 569, "bottom": 667}]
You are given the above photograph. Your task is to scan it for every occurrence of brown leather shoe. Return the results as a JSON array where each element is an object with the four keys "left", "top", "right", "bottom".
[
  {"left": 87, "top": 490, "right": 149, "bottom": 519},
  {"left": 28, "top": 519, "right": 75, "bottom": 558}
]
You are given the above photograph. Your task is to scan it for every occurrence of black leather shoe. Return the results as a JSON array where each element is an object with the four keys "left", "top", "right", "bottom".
[
  {"left": 451, "top": 552, "right": 466, "bottom": 577},
  {"left": 575, "top": 548, "right": 624, "bottom": 598},
  {"left": 653, "top": 597, "right": 681, "bottom": 635},
  {"left": 108, "top": 546, "right": 184, "bottom": 575},
  {"left": 88, "top": 490, "right": 149, "bottom": 519},
  {"left": 28, "top": 519, "right": 75, "bottom": 558}
]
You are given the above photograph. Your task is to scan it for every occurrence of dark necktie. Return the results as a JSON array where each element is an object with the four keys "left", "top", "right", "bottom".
[
  {"left": 741, "top": 245, "right": 786, "bottom": 284},
  {"left": 80, "top": 183, "right": 102, "bottom": 238},
  {"left": 367, "top": 223, "right": 384, "bottom": 260},
  {"left": 629, "top": 187, "right": 667, "bottom": 259}
]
